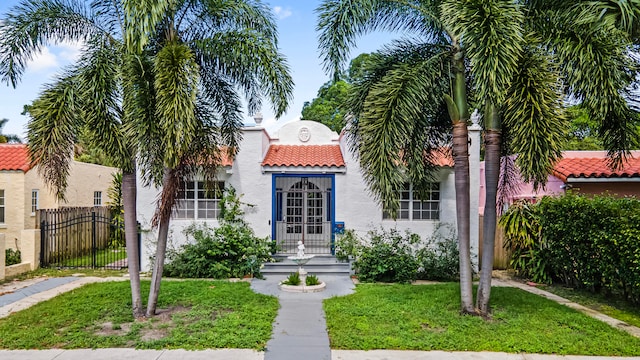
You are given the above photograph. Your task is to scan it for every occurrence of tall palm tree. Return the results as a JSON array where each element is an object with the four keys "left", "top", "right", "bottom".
[
  {"left": 1, "top": 0, "right": 293, "bottom": 319},
  {"left": 141, "top": 0, "right": 293, "bottom": 317},
  {"left": 448, "top": 1, "right": 640, "bottom": 315},
  {"left": 317, "top": 0, "right": 639, "bottom": 316},
  {"left": 317, "top": 0, "right": 523, "bottom": 314},
  {"left": 0, "top": 118, "right": 22, "bottom": 143},
  {"left": 1, "top": 0, "right": 148, "bottom": 317}
]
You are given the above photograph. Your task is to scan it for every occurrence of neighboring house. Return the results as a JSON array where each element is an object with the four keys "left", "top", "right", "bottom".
[
  {"left": 479, "top": 150, "right": 640, "bottom": 214},
  {"left": 137, "top": 120, "right": 482, "bottom": 271},
  {"left": 0, "top": 144, "right": 117, "bottom": 249},
  {"left": 553, "top": 150, "right": 640, "bottom": 197}
]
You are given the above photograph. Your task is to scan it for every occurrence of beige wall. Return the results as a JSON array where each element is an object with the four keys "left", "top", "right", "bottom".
[
  {"left": 62, "top": 162, "right": 117, "bottom": 207},
  {"left": 23, "top": 169, "right": 57, "bottom": 231},
  {"left": 0, "top": 162, "right": 117, "bottom": 251},
  {"left": 0, "top": 170, "right": 26, "bottom": 249},
  {"left": 570, "top": 182, "right": 640, "bottom": 197}
]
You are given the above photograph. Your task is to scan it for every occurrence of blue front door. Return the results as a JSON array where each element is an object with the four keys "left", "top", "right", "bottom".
[{"left": 272, "top": 175, "right": 334, "bottom": 254}]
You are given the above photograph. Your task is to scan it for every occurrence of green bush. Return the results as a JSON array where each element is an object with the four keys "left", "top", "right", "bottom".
[
  {"left": 283, "top": 272, "right": 301, "bottom": 286},
  {"left": 501, "top": 193, "right": 640, "bottom": 303},
  {"left": 334, "top": 229, "right": 359, "bottom": 262},
  {"left": 164, "top": 189, "right": 276, "bottom": 279},
  {"left": 305, "top": 274, "right": 320, "bottom": 286},
  {"left": 416, "top": 224, "right": 462, "bottom": 281},
  {"left": 5, "top": 248, "right": 21, "bottom": 266},
  {"left": 353, "top": 228, "right": 419, "bottom": 283},
  {"left": 500, "top": 200, "right": 548, "bottom": 283}
]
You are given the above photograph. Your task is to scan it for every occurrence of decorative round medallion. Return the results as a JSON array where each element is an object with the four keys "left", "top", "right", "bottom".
[{"left": 298, "top": 127, "right": 311, "bottom": 142}]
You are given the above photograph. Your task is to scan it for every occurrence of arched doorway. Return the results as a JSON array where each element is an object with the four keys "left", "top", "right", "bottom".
[{"left": 274, "top": 176, "right": 333, "bottom": 254}]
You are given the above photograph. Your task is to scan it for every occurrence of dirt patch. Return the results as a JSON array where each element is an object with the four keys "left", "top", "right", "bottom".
[
  {"left": 420, "top": 322, "right": 446, "bottom": 333},
  {"left": 94, "top": 321, "right": 133, "bottom": 337},
  {"left": 93, "top": 306, "right": 192, "bottom": 341}
]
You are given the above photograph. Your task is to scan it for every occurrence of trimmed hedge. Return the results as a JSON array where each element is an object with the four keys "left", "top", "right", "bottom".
[{"left": 502, "top": 193, "right": 640, "bottom": 303}]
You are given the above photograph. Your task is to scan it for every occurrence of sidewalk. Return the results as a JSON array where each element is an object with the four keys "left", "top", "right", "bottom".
[{"left": 0, "top": 275, "right": 639, "bottom": 359}]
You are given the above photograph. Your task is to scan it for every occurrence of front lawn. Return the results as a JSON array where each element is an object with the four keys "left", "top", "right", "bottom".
[
  {"left": 0, "top": 280, "right": 277, "bottom": 350},
  {"left": 324, "top": 283, "right": 640, "bottom": 356},
  {"left": 541, "top": 284, "right": 640, "bottom": 328}
]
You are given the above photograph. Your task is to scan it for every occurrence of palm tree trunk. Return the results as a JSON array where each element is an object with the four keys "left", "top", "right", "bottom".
[
  {"left": 450, "top": 46, "right": 475, "bottom": 315},
  {"left": 146, "top": 168, "right": 172, "bottom": 317},
  {"left": 477, "top": 102, "right": 501, "bottom": 316},
  {"left": 453, "top": 122, "right": 474, "bottom": 314},
  {"left": 122, "top": 169, "right": 143, "bottom": 318}
]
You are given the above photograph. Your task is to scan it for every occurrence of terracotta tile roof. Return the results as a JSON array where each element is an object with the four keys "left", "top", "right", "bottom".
[
  {"left": 430, "top": 147, "right": 454, "bottom": 167},
  {"left": 553, "top": 155, "right": 640, "bottom": 181},
  {"left": 0, "top": 144, "right": 32, "bottom": 172},
  {"left": 262, "top": 145, "right": 345, "bottom": 167}
]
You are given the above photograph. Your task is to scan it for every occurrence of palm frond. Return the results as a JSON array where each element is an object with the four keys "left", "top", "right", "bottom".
[
  {"left": 0, "top": 0, "right": 109, "bottom": 87},
  {"left": 192, "top": 31, "right": 293, "bottom": 117},
  {"left": 552, "top": 14, "right": 638, "bottom": 164},
  {"left": 199, "top": 73, "right": 244, "bottom": 153},
  {"left": 123, "top": 0, "right": 169, "bottom": 53},
  {"left": 154, "top": 42, "right": 200, "bottom": 169},
  {"left": 502, "top": 47, "right": 565, "bottom": 189},
  {"left": 316, "top": 0, "right": 437, "bottom": 79},
  {"left": 441, "top": 0, "right": 525, "bottom": 105},
  {"left": 188, "top": 0, "right": 278, "bottom": 41},
  {"left": 75, "top": 39, "right": 129, "bottom": 169},
  {"left": 26, "top": 73, "right": 81, "bottom": 199},
  {"left": 350, "top": 41, "right": 450, "bottom": 215}
]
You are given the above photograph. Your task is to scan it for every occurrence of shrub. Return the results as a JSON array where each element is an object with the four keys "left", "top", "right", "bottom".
[
  {"left": 283, "top": 272, "right": 301, "bottom": 286},
  {"left": 500, "top": 200, "right": 547, "bottom": 283},
  {"left": 334, "top": 229, "right": 359, "bottom": 262},
  {"left": 501, "top": 193, "right": 640, "bottom": 303},
  {"left": 305, "top": 274, "right": 320, "bottom": 286},
  {"left": 5, "top": 248, "right": 21, "bottom": 266},
  {"left": 353, "top": 228, "right": 419, "bottom": 283},
  {"left": 163, "top": 189, "right": 276, "bottom": 279},
  {"left": 416, "top": 224, "right": 462, "bottom": 281}
]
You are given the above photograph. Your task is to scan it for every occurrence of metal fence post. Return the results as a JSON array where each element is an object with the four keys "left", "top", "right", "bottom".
[
  {"left": 40, "top": 220, "right": 47, "bottom": 267},
  {"left": 92, "top": 211, "right": 97, "bottom": 268}
]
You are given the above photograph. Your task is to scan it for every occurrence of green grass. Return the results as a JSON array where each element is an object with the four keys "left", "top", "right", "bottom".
[
  {"left": 0, "top": 268, "right": 128, "bottom": 285},
  {"left": 541, "top": 284, "right": 640, "bottom": 328},
  {"left": 49, "top": 246, "right": 128, "bottom": 268},
  {"left": 324, "top": 283, "right": 640, "bottom": 355},
  {"left": 0, "top": 280, "right": 278, "bottom": 350}
]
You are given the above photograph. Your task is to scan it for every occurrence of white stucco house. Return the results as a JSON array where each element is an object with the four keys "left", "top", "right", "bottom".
[{"left": 137, "top": 120, "right": 481, "bottom": 271}]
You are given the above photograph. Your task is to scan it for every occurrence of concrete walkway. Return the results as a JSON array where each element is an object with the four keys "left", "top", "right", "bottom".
[
  {"left": 0, "top": 276, "right": 127, "bottom": 319},
  {"left": 250, "top": 274, "right": 356, "bottom": 360},
  {"left": 0, "top": 275, "right": 639, "bottom": 359}
]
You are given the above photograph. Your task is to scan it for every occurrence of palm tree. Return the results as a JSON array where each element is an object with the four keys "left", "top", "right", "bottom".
[
  {"left": 1, "top": 0, "right": 147, "bottom": 317},
  {"left": 1, "top": 0, "right": 293, "bottom": 319},
  {"left": 317, "top": 0, "right": 639, "bottom": 316},
  {"left": 449, "top": 1, "right": 640, "bottom": 315},
  {"left": 316, "top": 0, "right": 496, "bottom": 314},
  {"left": 0, "top": 118, "right": 21, "bottom": 143},
  {"left": 141, "top": 0, "right": 293, "bottom": 317}
]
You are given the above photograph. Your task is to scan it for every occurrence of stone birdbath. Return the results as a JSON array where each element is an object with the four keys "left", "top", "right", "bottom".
[{"left": 279, "top": 241, "right": 326, "bottom": 293}]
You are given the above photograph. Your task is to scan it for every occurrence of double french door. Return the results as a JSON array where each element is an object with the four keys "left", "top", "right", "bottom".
[{"left": 274, "top": 176, "right": 333, "bottom": 254}]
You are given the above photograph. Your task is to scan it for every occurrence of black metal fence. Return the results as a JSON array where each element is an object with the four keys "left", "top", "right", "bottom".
[{"left": 39, "top": 207, "right": 131, "bottom": 269}]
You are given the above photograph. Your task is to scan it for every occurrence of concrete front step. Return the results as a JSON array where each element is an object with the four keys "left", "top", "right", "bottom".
[{"left": 262, "top": 255, "right": 351, "bottom": 275}]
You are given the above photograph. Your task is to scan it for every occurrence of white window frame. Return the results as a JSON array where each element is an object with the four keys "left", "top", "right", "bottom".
[
  {"left": 31, "top": 189, "right": 39, "bottom": 216},
  {"left": 174, "top": 180, "right": 224, "bottom": 220},
  {"left": 94, "top": 191, "right": 102, "bottom": 206},
  {"left": 0, "top": 189, "right": 5, "bottom": 224},
  {"left": 383, "top": 183, "right": 440, "bottom": 221}
]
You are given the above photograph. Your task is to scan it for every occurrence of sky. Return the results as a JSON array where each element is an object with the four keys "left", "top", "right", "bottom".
[{"left": 0, "top": 0, "right": 400, "bottom": 139}]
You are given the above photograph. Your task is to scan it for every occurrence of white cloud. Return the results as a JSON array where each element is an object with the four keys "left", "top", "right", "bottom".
[
  {"left": 26, "top": 47, "right": 59, "bottom": 72},
  {"left": 273, "top": 6, "right": 293, "bottom": 20},
  {"left": 57, "top": 41, "right": 83, "bottom": 62},
  {"left": 25, "top": 41, "right": 83, "bottom": 73}
]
